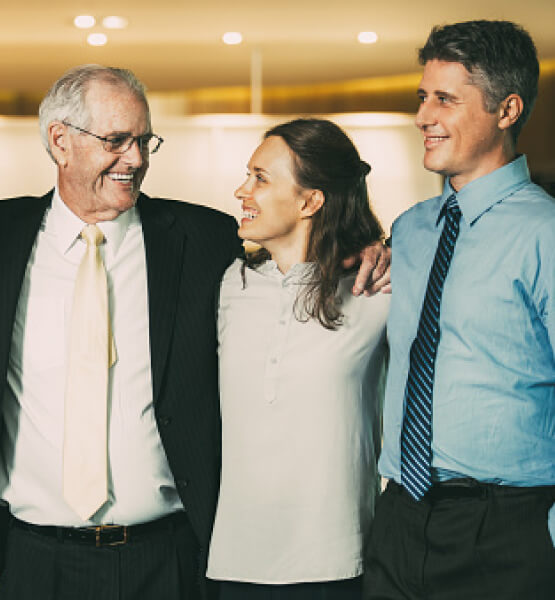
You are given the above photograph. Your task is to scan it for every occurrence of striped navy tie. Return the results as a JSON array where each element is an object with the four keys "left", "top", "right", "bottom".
[{"left": 400, "top": 194, "right": 462, "bottom": 500}]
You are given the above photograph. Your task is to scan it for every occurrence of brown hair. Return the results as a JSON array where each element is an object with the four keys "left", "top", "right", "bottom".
[{"left": 243, "top": 118, "right": 383, "bottom": 329}]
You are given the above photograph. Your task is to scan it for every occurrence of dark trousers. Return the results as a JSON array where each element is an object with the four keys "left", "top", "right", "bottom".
[
  {"left": 365, "top": 480, "right": 555, "bottom": 600},
  {"left": 0, "top": 512, "right": 207, "bottom": 600},
  {"left": 219, "top": 576, "right": 363, "bottom": 600}
]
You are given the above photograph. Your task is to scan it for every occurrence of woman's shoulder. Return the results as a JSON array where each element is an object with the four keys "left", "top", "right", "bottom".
[
  {"left": 222, "top": 257, "right": 274, "bottom": 283},
  {"left": 220, "top": 258, "right": 247, "bottom": 296},
  {"left": 222, "top": 257, "right": 244, "bottom": 280},
  {"left": 220, "top": 258, "right": 280, "bottom": 301}
]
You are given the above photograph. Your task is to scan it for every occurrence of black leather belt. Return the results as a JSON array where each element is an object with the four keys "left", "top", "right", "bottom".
[
  {"left": 428, "top": 478, "right": 488, "bottom": 500},
  {"left": 11, "top": 511, "right": 187, "bottom": 547},
  {"left": 388, "top": 479, "right": 555, "bottom": 502}
]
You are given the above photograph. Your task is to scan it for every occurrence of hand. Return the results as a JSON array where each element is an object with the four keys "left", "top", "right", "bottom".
[{"left": 343, "top": 242, "right": 391, "bottom": 296}]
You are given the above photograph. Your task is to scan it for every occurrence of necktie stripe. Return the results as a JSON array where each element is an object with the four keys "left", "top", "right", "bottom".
[
  {"left": 420, "top": 306, "right": 439, "bottom": 334},
  {"left": 412, "top": 341, "right": 435, "bottom": 372},
  {"left": 403, "top": 425, "right": 431, "bottom": 456},
  {"left": 401, "top": 196, "right": 461, "bottom": 500},
  {"left": 404, "top": 407, "right": 432, "bottom": 429},
  {"left": 425, "top": 287, "right": 441, "bottom": 314},
  {"left": 401, "top": 439, "right": 430, "bottom": 471},
  {"left": 408, "top": 361, "right": 434, "bottom": 391},
  {"left": 404, "top": 472, "right": 429, "bottom": 498},
  {"left": 416, "top": 329, "right": 437, "bottom": 360},
  {"left": 404, "top": 402, "right": 431, "bottom": 429},
  {"left": 405, "top": 417, "right": 431, "bottom": 440},
  {"left": 436, "top": 246, "right": 451, "bottom": 268},
  {"left": 422, "top": 288, "right": 441, "bottom": 315},
  {"left": 407, "top": 371, "right": 433, "bottom": 405},
  {"left": 429, "top": 266, "right": 445, "bottom": 291}
]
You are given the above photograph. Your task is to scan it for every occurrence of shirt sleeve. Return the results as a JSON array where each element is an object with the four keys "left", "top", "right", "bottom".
[{"left": 532, "top": 219, "right": 555, "bottom": 356}]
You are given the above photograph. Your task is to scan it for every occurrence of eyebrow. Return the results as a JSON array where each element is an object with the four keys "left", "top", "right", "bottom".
[
  {"left": 106, "top": 130, "right": 151, "bottom": 137},
  {"left": 248, "top": 165, "right": 270, "bottom": 175},
  {"left": 417, "top": 88, "right": 459, "bottom": 101}
]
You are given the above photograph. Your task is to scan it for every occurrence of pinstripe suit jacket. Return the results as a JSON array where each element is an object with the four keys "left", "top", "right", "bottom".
[{"left": 0, "top": 190, "right": 241, "bottom": 586}]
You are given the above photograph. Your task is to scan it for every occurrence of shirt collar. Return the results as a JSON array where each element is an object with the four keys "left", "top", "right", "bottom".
[
  {"left": 256, "top": 260, "right": 316, "bottom": 285},
  {"left": 436, "top": 154, "right": 531, "bottom": 227},
  {"left": 48, "top": 187, "right": 135, "bottom": 258}
]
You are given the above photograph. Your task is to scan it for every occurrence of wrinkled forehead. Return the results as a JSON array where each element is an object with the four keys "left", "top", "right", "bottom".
[{"left": 83, "top": 79, "right": 151, "bottom": 132}]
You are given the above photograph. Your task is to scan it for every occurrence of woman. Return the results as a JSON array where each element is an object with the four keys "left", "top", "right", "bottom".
[{"left": 207, "top": 119, "right": 389, "bottom": 599}]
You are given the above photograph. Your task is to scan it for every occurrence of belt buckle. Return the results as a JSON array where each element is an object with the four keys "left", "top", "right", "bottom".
[{"left": 94, "top": 524, "right": 128, "bottom": 547}]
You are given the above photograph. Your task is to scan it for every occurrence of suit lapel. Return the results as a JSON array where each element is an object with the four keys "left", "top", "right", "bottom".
[
  {"left": 0, "top": 191, "right": 52, "bottom": 268},
  {"left": 137, "top": 195, "right": 186, "bottom": 405},
  {"left": 0, "top": 191, "right": 52, "bottom": 379}
]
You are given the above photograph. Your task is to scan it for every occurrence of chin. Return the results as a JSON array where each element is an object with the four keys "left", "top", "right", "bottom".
[
  {"left": 238, "top": 231, "right": 258, "bottom": 244},
  {"left": 237, "top": 224, "right": 256, "bottom": 240},
  {"left": 119, "top": 191, "right": 140, "bottom": 209},
  {"left": 424, "top": 156, "right": 449, "bottom": 176}
]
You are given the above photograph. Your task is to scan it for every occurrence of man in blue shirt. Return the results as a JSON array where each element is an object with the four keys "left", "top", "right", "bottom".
[{"left": 366, "top": 20, "right": 554, "bottom": 600}]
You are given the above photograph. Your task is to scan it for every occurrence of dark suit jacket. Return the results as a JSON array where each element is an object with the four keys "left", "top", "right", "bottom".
[{"left": 0, "top": 191, "right": 241, "bottom": 592}]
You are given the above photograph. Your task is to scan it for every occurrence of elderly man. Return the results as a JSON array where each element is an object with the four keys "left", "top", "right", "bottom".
[
  {"left": 0, "top": 65, "right": 241, "bottom": 600},
  {"left": 0, "top": 65, "right": 388, "bottom": 599},
  {"left": 366, "top": 20, "right": 555, "bottom": 600}
]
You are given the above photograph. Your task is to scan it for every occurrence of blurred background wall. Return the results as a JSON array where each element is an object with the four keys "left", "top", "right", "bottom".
[
  {"left": 0, "top": 113, "right": 441, "bottom": 233},
  {"left": 0, "top": 1, "right": 553, "bottom": 229}
]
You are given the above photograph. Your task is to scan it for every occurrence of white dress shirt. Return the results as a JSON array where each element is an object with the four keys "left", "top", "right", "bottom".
[
  {"left": 207, "top": 259, "right": 389, "bottom": 584},
  {"left": 0, "top": 189, "right": 183, "bottom": 526}
]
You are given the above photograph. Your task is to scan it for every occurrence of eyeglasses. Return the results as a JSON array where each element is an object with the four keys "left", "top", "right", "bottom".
[{"left": 63, "top": 122, "right": 164, "bottom": 155}]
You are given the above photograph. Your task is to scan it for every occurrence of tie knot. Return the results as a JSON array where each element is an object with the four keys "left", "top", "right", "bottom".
[
  {"left": 441, "top": 194, "right": 461, "bottom": 222},
  {"left": 81, "top": 224, "right": 105, "bottom": 247}
]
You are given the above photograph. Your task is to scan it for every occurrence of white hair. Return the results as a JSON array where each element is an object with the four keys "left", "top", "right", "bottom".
[{"left": 38, "top": 64, "right": 151, "bottom": 161}]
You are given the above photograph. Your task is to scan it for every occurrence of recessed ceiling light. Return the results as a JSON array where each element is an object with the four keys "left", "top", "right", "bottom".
[
  {"left": 222, "top": 32, "right": 242, "bottom": 45},
  {"left": 74, "top": 15, "right": 96, "bottom": 29},
  {"left": 102, "top": 16, "right": 128, "bottom": 29},
  {"left": 358, "top": 31, "right": 378, "bottom": 44},
  {"left": 87, "top": 33, "right": 108, "bottom": 46}
]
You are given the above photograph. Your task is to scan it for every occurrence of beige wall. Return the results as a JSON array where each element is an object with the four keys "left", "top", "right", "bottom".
[
  {"left": 1, "top": 61, "right": 552, "bottom": 216},
  {"left": 1, "top": 64, "right": 553, "bottom": 189},
  {"left": 148, "top": 62, "right": 555, "bottom": 188},
  {"left": 0, "top": 113, "right": 441, "bottom": 235}
]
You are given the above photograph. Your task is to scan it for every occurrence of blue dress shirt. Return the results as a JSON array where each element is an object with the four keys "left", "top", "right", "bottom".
[{"left": 379, "top": 155, "right": 555, "bottom": 540}]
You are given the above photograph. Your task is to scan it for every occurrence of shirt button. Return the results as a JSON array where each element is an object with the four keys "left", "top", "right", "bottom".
[
  {"left": 270, "top": 357, "right": 277, "bottom": 364},
  {"left": 177, "top": 479, "right": 188, "bottom": 489},
  {"left": 279, "top": 319, "right": 286, "bottom": 325}
]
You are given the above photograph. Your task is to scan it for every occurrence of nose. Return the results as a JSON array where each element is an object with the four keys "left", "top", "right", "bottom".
[
  {"left": 122, "top": 138, "right": 145, "bottom": 168},
  {"left": 234, "top": 176, "right": 252, "bottom": 201},
  {"left": 415, "top": 99, "right": 436, "bottom": 131}
]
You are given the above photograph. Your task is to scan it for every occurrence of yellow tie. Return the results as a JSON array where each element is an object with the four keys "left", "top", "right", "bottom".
[{"left": 63, "top": 224, "right": 116, "bottom": 520}]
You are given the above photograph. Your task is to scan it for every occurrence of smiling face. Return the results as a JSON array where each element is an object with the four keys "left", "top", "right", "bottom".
[
  {"left": 235, "top": 135, "right": 314, "bottom": 266},
  {"left": 54, "top": 79, "right": 150, "bottom": 223},
  {"left": 415, "top": 59, "right": 509, "bottom": 191}
]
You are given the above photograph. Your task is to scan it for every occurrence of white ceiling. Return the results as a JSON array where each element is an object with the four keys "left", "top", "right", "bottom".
[{"left": 1, "top": 1, "right": 553, "bottom": 92}]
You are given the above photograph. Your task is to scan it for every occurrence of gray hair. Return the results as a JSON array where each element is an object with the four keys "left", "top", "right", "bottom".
[
  {"left": 39, "top": 64, "right": 151, "bottom": 161},
  {"left": 418, "top": 21, "right": 539, "bottom": 144}
]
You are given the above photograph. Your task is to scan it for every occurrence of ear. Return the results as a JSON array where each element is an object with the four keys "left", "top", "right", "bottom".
[
  {"left": 498, "top": 94, "right": 523, "bottom": 132},
  {"left": 48, "top": 121, "right": 70, "bottom": 167},
  {"left": 299, "top": 189, "right": 325, "bottom": 218}
]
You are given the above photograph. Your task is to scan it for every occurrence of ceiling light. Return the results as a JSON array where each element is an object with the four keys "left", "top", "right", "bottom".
[
  {"left": 87, "top": 33, "right": 108, "bottom": 47},
  {"left": 358, "top": 31, "right": 378, "bottom": 44},
  {"left": 222, "top": 32, "right": 242, "bottom": 45},
  {"left": 102, "top": 16, "right": 128, "bottom": 29},
  {"left": 74, "top": 15, "right": 96, "bottom": 29}
]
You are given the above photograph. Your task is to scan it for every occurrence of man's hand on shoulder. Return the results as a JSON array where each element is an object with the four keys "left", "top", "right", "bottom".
[{"left": 343, "top": 241, "right": 391, "bottom": 296}]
